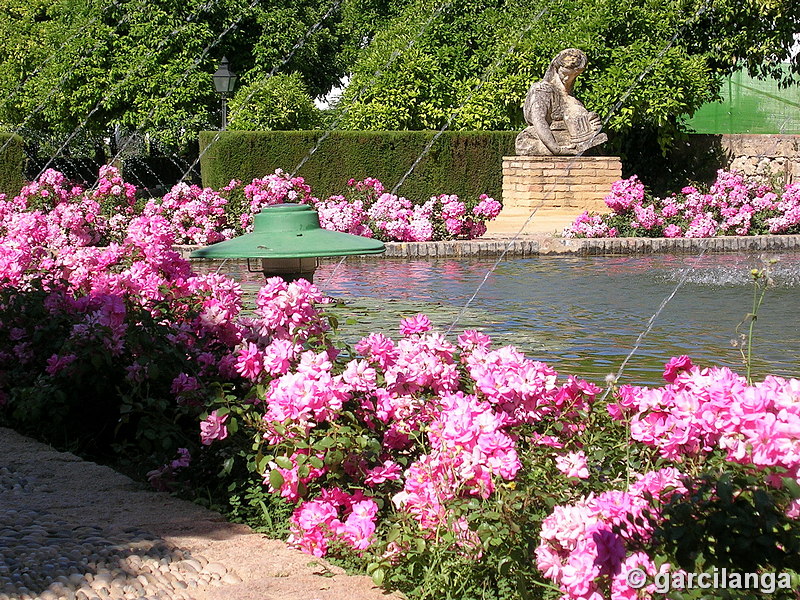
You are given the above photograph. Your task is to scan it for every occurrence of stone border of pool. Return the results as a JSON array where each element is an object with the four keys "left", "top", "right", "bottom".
[{"left": 177, "top": 234, "right": 800, "bottom": 261}]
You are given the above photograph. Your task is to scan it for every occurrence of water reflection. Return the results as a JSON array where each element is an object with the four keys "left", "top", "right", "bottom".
[{"left": 194, "top": 253, "right": 800, "bottom": 386}]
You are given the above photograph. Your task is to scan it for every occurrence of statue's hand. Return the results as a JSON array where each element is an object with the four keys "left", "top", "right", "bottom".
[
  {"left": 555, "top": 143, "right": 577, "bottom": 156},
  {"left": 587, "top": 112, "right": 602, "bottom": 131}
]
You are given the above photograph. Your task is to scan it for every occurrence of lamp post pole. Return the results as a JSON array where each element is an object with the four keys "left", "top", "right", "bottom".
[{"left": 212, "top": 57, "right": 238, "bottom": 130}]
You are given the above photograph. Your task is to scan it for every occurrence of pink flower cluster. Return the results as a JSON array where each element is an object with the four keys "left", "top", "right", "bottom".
[
  {"left": 465, "top": 345, "right": 601, "bottom": 429},
  {"left": 288, "top": 488, "right": 379, "bottom": 557},
  {"left": 540, "top": 358, "right": 800, "bottom": 599},
  {"left": 144, "top": 182, "right": 236, "bottom": 245},
  {"left": 92, "top": 165, "right": 137, "bottom": 208},
  {"left": 536, "top": 468, "right": 687, "bottom": 600},
  {"left": 14, "top": 168, "right": 85, "bottom": 211},
  {"left": 315, "top": 196, "right": 373, "bottom": 237},
  {"left": 314, "top": 178, "right": 500, "bottom": 242},
  {"left": 234, "top": 277, "right": 332, "bottom": 382},
  {"left": 393, "top": 392, "right": 520, "bottom": 534},
  {"left": 200, "top": 410, "right": 229, "bottom": 445},
  {"left": 609, "top": 357, "right": 800, "bottom": 476},
  {"left": 241, "top": 168, "right": 314, "bottom": 230},
  {"left": 564, "top": 170, "right": 800, "bottom": 238},
  {"left": 266, "top": 450, "right": 327, "bottom": 502},
  {"left": 0, "top": 170, "right": 250, "bottom": 405},
  {"left": 266, "top": 319, "right": 605, "bottom": 558},
  {"left": 564, "top": 212, "right": 619, "bottom": 238}
]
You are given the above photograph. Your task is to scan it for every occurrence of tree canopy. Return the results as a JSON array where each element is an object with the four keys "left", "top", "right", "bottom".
[
  {"left": 335, "top": 0, "right": 800, "bottom": 148},
  {"left": 0, "top": 0, "right": 797, "bottom": 155},
  {"left": 0, "top": 0, "right": 411, "bottom": 149}
]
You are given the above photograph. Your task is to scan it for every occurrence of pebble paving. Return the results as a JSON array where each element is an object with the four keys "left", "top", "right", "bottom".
[{"left": 0, "top": 466, "right": 241, "bottom": 600}]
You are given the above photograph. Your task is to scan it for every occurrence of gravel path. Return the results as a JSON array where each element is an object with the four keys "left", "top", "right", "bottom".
[{"left": 0, "top": 427, "right": 398, "bottom": 600}]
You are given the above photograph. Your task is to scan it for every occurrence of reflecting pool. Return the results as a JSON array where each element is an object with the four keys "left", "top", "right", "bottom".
[{"left": 200, "top": 252, "right": 800, "bottom": 386}]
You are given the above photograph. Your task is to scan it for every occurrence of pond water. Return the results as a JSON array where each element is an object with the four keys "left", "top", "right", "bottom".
[{"left": 198, "top": 252, "right": 800, "bottom": 387}]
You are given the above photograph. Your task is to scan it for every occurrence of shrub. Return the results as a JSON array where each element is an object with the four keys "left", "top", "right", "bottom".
[
  {"left": 564, "top": 170, "right": 800, "bottom": 238},
  {"left": 228, "top": 73, "right": 321, "bottom": 131},
  {"left": 2, "top": 167, "right": 799, "bottom": 600}
]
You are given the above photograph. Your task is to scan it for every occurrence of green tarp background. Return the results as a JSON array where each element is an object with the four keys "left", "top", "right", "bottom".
[{"left": 687, "top": 66, "right": 800, "bottom": 134}]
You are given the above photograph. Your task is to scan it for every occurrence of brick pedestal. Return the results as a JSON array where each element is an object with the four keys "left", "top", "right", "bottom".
[{"left": 486, "top": 156, "right": 621, "bottom": 235}]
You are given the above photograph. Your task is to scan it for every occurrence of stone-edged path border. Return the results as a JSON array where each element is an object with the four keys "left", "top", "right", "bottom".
[
  {"left": 378, "top": 234, "right": 800, "bottom": 258},
  {"left": 0, "top": 427, "right": 397, "bottom": 600},
  {"left": 177, "top": 234, "right": 800, "bottom": 263}
]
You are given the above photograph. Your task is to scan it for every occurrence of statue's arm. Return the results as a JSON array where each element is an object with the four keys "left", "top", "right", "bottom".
[
  {"left": 525, "top": 88, "right": 573, "bottom": 155},
  {"left": 530, "top": 113, "right": 560, "bottom": 155}
]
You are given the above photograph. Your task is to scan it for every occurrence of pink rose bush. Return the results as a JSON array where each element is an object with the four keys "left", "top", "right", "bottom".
[
  {"left": 2, "top": 166, "right": 800, "bottom": 599},
  {"left": 537, "top": 360, "right": 800, "bottom": 600},
  {"left": 143, "top": 181, "right": 237, "bottom": 245},
  {"left": 314, "top": 177, "right": 500, "bottom": 242},
  {"left": 564, "top": 170, "right": 800, "bottom": 238}
]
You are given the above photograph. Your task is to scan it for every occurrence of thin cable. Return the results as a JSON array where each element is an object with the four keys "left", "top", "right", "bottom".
[
  {"left": 599, "top": 241, "right": 710, "bottom": 401},
  {"left": 446, "top": 0, "right": 713, "bottom": 339}
]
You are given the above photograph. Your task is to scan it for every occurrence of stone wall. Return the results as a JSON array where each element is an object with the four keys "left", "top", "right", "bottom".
[
  {"left": 375, "top": 234, "right": 800, "bottom": 258},
  {"left": 688, "top": 134, "right": 800, "bottom": 185}
]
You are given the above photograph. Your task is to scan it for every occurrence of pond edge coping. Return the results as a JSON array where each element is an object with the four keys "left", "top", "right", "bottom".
[{"left": 176, "top": 234, "right": 800, "bottom": 260}]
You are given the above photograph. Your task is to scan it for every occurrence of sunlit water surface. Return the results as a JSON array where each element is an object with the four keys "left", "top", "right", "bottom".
[{"left": 196, "top": 253, "right": 800, "bottom": 387}]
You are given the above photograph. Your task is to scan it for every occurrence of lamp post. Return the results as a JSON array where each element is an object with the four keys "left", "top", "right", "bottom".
[
  {"left": 190, "top": 204, "right": 385, "bottom": 282},
  {"left": 212, "top": 57, "right": 237, "bottom": 130}
]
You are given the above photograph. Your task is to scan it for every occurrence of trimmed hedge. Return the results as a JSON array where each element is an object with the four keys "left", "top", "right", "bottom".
[
  {"left": 199, "top": 130, "right": 516, "bottom": 200},
  {"left": 0, "top": 133, "right": 25, "bottom": 196}
]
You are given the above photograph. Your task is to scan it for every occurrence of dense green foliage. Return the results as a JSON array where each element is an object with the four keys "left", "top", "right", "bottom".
[
  {"left": 0, "top": 0, "right": 797, "bottom": 160},
  {"left": 199, "top": 130, "right": 515, "bottom": 200},
  {"left": 0, "top": 0, "right": 412, "bottom": 148},
  {"left": 228, "top": 73, "right": 320, "bottom": 131},
  {"left": 335, "top": 0, "right": 800, "bottom": 152},
  {"left": 0, "top": 133, "right": 25, "bottom": 195}
]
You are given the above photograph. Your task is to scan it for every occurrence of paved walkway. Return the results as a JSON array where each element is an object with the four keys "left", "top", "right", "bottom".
[{"left": 0, "top": 427, "right": 396, "bottom": 600}]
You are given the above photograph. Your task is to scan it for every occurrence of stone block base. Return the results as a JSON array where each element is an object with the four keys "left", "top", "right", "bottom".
[{"left": 486, "top": 155, "right": 621, "bottom": 234}]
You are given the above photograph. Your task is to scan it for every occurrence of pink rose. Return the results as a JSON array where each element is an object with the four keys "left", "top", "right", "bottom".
[{"left": 200, "top": 410, "right": 229, "bottom": 445}]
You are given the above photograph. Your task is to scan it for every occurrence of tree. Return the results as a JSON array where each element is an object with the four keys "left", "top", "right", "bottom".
[
  {"left": 228, "top": 73, "right": 320, "bottom": 130},
  {"left": 334, "top": 0, "right": 800, "bottom": 151},
  {"left": 0, "top": 0, "right": 411, "bottom": 150}
]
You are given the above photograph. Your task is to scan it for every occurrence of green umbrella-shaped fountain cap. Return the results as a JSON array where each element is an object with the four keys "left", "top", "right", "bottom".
[{"left": 190, "top": 203, "right": 385, "bottom": 259}]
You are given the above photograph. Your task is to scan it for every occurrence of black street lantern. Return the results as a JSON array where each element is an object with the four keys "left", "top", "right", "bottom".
[{"left": 212, "top": 57, "right": 237, "bottom": 129}]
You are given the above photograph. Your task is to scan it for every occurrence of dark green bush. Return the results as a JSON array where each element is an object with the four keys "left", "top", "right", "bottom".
[
  {"left": 199, "top": 130, "right": 516, "bottom": 200},
  {"left": 0, "top": 133, "right": 25, "bottom": 195}
]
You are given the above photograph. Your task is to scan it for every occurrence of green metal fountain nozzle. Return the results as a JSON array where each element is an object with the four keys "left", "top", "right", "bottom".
[{"left": 189, "top": 203, "right": 385, "bottom": 282}]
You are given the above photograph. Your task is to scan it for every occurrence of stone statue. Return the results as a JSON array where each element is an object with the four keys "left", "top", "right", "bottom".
[{"left": 515, "top": 48, "right": 607, "bottom": 156}]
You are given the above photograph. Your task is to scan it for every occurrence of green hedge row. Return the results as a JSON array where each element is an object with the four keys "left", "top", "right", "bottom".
[
  {"left": 0, "top": 133, "right": 25, "bottom": 196},
  {"left": 199, "top": 130, "right": 517, "bottom": 201}
]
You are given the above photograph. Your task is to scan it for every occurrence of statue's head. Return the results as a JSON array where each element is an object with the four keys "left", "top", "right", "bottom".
[{"left": 545, "top": 48, "right": 588, "bottom": 82}]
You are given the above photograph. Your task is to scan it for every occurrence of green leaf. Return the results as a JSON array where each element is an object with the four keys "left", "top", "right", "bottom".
[
  {"left": 275, "top": 456, "right": 293, "bottom": 470},
  {"left": 227, "top": 417, "right": 238, "bottom": 434},
  {"left": 371, "top": 567, "right": 385, "bottom": 587},
  {"left": 219, "top": 457, "right": 234, "bottom": 476},
  {"left": 386, "top": 526, "right": 401, "bottom": 544},
  {"left": 784, "top": 477, "right": 800, "bottom": 499},
  {"left": 268, "top": 469, "right": 284, "bottom": 490}
]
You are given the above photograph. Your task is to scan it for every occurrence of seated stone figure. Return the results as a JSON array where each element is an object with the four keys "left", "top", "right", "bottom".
[{"left": 515, "top": 48, "right": 607, "bottom": 156}]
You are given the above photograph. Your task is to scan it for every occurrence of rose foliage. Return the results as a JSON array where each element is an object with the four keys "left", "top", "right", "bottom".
[
  {"left": 1, "top": 169, "right": 800, "bottom": 599},
  {"left": 564, "top": 170, "right": 800, "bottom": 239}
]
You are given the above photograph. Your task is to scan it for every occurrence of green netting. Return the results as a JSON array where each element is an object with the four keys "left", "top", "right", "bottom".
[{"left": 686, "top": 66, "right": 800, "bottom": 134}]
